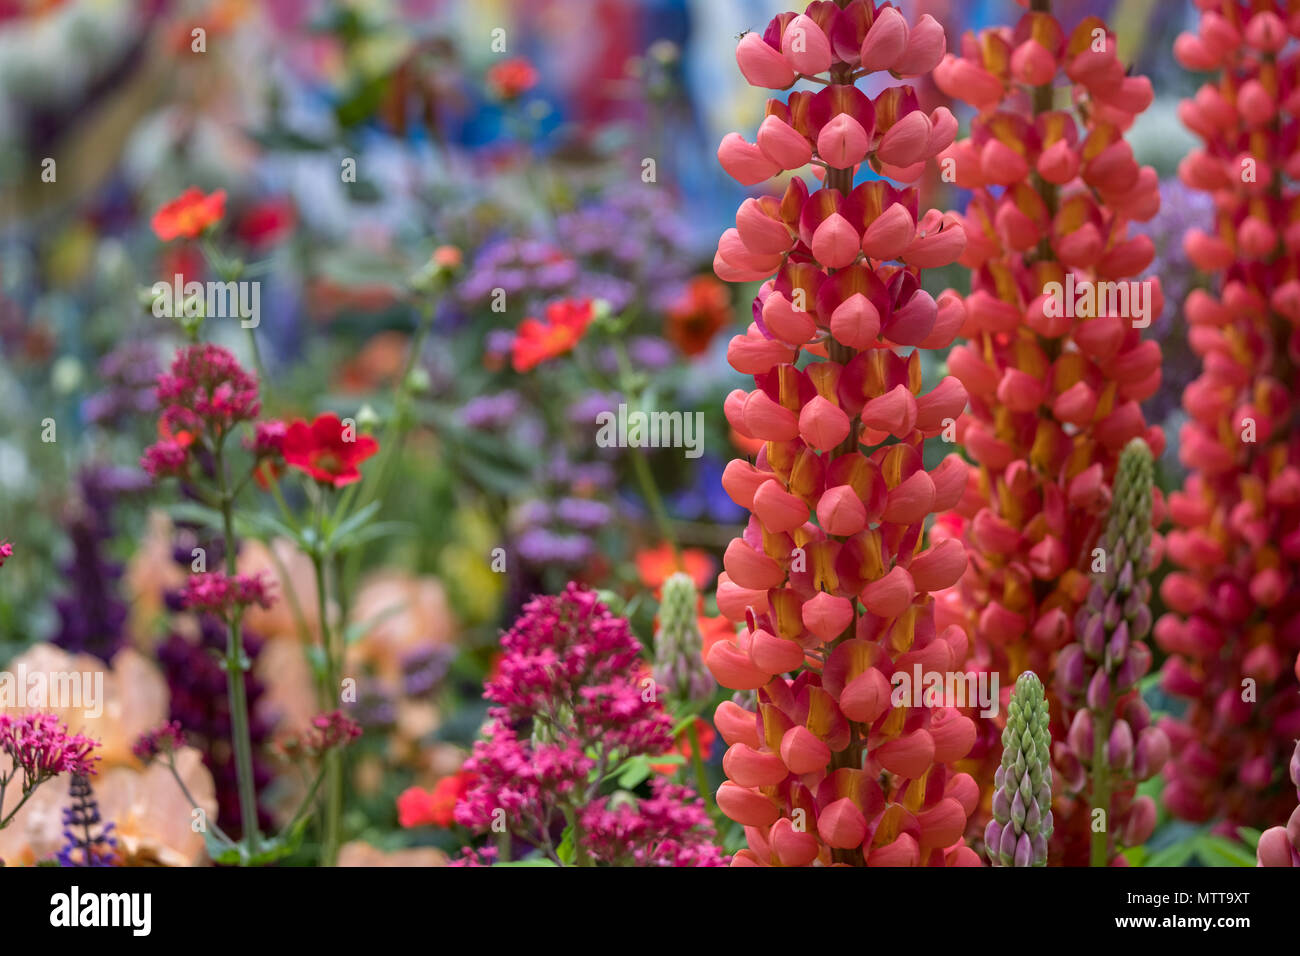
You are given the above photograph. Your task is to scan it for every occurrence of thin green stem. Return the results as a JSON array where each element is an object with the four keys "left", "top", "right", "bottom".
[
  {"left": 611, "top": 338, "right": 679, "bottom": 556},
  {"left": 215, "top": 442, "right": 262, "bottom": 860}
]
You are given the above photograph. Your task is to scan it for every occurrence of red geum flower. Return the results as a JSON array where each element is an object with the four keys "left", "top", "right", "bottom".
[
  {"left": 281, "top": 412, "right": 379, "bottom": 487},
  {"left": 151, "top": 187, "right": 227, "bottom": 241},
  {"left": 666, "top": 275, "right": 732, "bottom": 357},
  {"left": 510, "top": 299, "right": 594, "bottom": 372},
  {"left": 486, "top": 57, "right": 539, "bottom": 99}
]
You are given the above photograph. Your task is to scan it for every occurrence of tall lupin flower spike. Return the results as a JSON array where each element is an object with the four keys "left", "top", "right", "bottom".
[
  {"left": 710, "top": 0, "right": 982, "bottom": 868},
  {"left": 985, "top": 671, "right": 1053, "bottom": 866},
  {"left": 925, "top": 0, "right": 1164, "bottom": 848},
  {"left": 1158, "top": 0, "right": 1300, "bottom": 834},
  {"left": 1055, "top": 438, "right": 1168, "bottom": 865}
]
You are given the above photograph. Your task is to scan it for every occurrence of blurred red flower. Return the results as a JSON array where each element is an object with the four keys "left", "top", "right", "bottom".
[
  {"left": 634, "top": 542, "right": 716, "bottom": 593},
  {"left": 151, "top": 187, "right": 226, "bottom": 241},
  {"left": 281, "top": 413, "right": 379, "bottom": 487},
  {"left": 511, "top": 299, "right": 593, "bottom": 372},
  {"left": 397, "top": 771, "right": 477, "bottom": 828},
  {"left": 236, "top": 198, "right": 295, "bottom": 248},
  {"left": 665, "top": 276, "right": 731, "bottom": 357},
  {"left": 486, "top": 57, "right": 538, "bottom": 99}
]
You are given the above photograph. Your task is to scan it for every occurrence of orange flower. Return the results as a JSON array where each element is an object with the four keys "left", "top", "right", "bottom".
[
  {"left": 510, "top": 299, "right": 593, "bottom": 372},
  {"left": 634, "top": 542, "right": 716, "bottom": 592},
  {"left": 665, "top": 276, "right": 731, "bottom": 356},
  {"left": 151, "top": 187, "right": 226, "bottom": 241}
]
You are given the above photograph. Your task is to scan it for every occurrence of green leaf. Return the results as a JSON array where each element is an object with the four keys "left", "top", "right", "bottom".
[
  {"left": 238, "top": 510, "right": 309, "bottom": 550},
  {"left": 1194, "top": 834, "right": 1256, "bottom": 867},
  {"left": 556, "top": 825, "right": 576, "bottom": 865},
  {"left": 333, "top": 520, "right": 411, "bottom": 552},
  {"left": 165, "top": 502, "right": 225, "bottom": 531},
  {"left": 494, "top": 857, "right": 559, "bottom": 867},
  {"left": 1143, "top": 837, "right": 1197, "bottom": 867},
  {"left": 618, "top": 756, "right": 652, "bottom": 790},
  {"left": 325, "top": 499, "right": 382, "bottom": 551}
]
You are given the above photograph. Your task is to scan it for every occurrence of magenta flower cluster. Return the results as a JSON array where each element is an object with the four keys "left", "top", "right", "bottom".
[
  {"left": 0, "top": 713, "right": 98, "bottom": 783},
  {"left": 454, "top": 583, "right": 725, "bottom": 865},
  {"left": 180, "top": 570, "right": 276, "bottom": 620},
  {"left": 131, "top": 720, "right": 187, "bottom": 765},
  {"left": 141, "top": 343, "right": 262, "bottom": 478}
]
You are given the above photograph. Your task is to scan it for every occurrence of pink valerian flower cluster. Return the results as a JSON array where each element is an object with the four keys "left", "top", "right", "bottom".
[
  {"left": 0, "top": 713, "right": 98, "bottom": 787},
  {"left": 276, "top": 710, "right": 362, "bottom": 761},
  {"left": 453, "top": 584, "right": 725, "bottom": 866},
  {"left": 1158, "top": 0, "right": 1300, "bottom": 832},
  {"left": 180, "top": 570, "right": 276, "bottom": 621},
  {"left": 710, "top": 1, "right": 981, "bottom": 868},
  {"left": 141, "top": 343, "right": 261, "bottom": 478},
  {"left": 577, "top": 780, "right": 726, "bottom": 867},
  {"left": 1256, "top": 741, "right": 1300, "bottom": 867},
  {"left": 0, "top": 539, "right": 11, "bottom": 568},
  {"left": 248, "top": 419, "right": 287, "bottom": 457},
  {"left": 925, "top": 7, "right": 1163, "bottom": 843},
  {"left": 131, "top": 720, "right": 186, "bottom": 765}
]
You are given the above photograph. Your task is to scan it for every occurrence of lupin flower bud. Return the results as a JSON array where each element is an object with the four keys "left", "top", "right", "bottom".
[
  {"left": 710, "top": 0, "right": 979, "bottom": 868},
  {"left": 984, "top": 672, "right": 1053, "bottom": 866},
  {"left": 1054, "top": 438, "right": 1168, "bottom": 865},
  {"left": 1256, "top": 740, "right": 1300, "bottom": 867},
  {"left": 1159, "top": 0, "right": 1300, "bottom": 835},
  {"left": 653, "top": 572, "right": 716, "bottom": 704}
]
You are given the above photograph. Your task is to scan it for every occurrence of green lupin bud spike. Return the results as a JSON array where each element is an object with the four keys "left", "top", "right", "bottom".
[
  {"left": 986, "top": 671, "right": 1054, "bottom": 866},
  {"left": 652, "top": 572, "right": 713, "bottom": 704}
]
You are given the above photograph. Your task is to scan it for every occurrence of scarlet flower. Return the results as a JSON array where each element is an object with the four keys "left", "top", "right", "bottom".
[
  {"left": 281, "top": 413, "right": 379, "bottom": 487},
  {"left": 235, "top": 198, "right": 295, "bottom": 248},
  {"left": 151, "top": 187, "right": 227, "bottom": 241},
  {"left": 486, "top": 57, "right": 539, "bottom": 99},
  {"left": 400, "top": 771, "right": 478, "bottom": 828},
  {"left": 510, "top": 300, "right": 594, "bottom": 372},
  {"left": 396, "top": 785, "right": 439, "bottom": 828},
  {"left": 634, "top": 542, "right": 716, "bottom": 593},
  {"left": 665, "top": 276, "right": 731, "bottom": 357}
]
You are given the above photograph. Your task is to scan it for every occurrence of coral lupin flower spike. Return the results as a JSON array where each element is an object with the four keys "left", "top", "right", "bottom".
[
  {"left": 925, "top": 0, "right": 1164, "bottom": 855},
  {"left": 1157, "top": 0, "right": 1300, "bottom": 834},
  {"left": 710, "top": 0, "right": 981, "bottom": 867}
]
